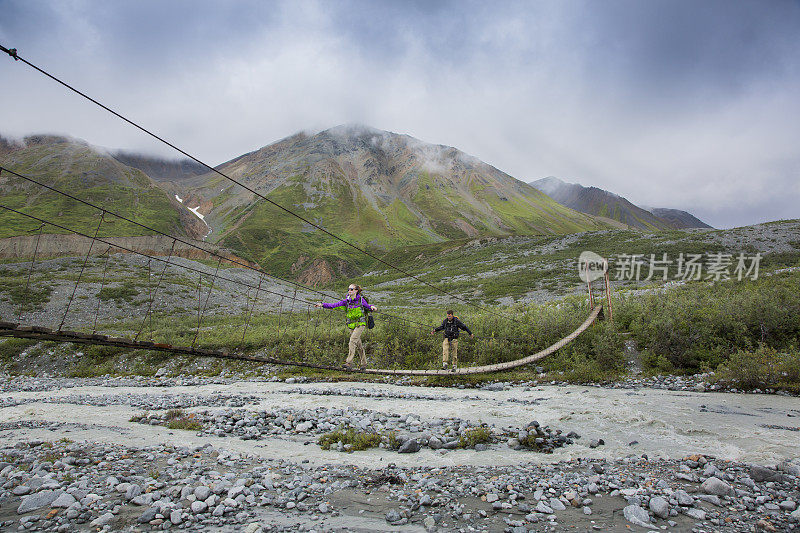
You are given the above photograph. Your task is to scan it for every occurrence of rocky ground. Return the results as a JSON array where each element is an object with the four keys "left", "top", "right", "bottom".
[{"left": 1, "top": 373, "right": 799, "bottom": 532}]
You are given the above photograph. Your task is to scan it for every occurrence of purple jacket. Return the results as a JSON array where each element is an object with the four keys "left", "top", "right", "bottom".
[{"left": 322, "top": 294, "right": 371, "bottom": 311}]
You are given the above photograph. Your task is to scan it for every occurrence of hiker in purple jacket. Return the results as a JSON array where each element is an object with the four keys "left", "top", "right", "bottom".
[{"left": 315, "top": 284, "right": 376, "bottom": 370}]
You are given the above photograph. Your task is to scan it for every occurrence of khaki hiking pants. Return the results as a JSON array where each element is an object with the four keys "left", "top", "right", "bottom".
[
  {"left": 346, "top": 325, "right": 367, "bottom": 366},
  {"left": 442, "top": 338, "right": 458, "bottom": 367}
]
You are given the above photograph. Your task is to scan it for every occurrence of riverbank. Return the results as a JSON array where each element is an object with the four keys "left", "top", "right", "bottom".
[{"left": 1, "top": 375, "right": 798, "bottom": 531}]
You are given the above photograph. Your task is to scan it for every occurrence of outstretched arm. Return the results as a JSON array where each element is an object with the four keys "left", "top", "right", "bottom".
[{"left": 318, "top": 299, "right": 346, "bottom": 309}]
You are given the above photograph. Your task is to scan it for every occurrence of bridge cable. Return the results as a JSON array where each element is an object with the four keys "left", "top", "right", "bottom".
[
  {"left": 0, "top": 198, "right": 433, "bottom": 338},
  {"left": 192, "top": 257, "right": 222, "bottom": 348},
  {"left": 17, "top": 222, "right": 45, "bottom": 323},
  {"left": 135, "top": 239, "right": 176, "bottom": 342},
  {"left": 0, "top": 203, "right": 312, "bottom": 310},
  {"left": 195, "top": 274, "right": 203, "bottom": 344},
  {"left": 0, "top": 166, "right": 437, "bottom": 332},
  {"left": 93, "top": 246, "right": 113, "bottom": 334},
  {"left": 58, "top": 211, "right": 105, "bottom": 332},
  {"left": 238, "top": 272, "right": 265, "bottom": 351},
  {"left": 0, "top": 204, "right": 596, "bottom": 373},
  {"left": 0, "top": 45, "right": 523, "bottom": 325}
]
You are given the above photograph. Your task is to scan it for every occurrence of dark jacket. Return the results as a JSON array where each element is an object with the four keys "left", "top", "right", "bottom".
[{"left": 434, "top": 317, "right": 472, "bottom": 339}]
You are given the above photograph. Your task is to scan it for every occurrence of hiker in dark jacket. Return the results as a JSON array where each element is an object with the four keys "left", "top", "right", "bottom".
[{"left": 430, "top": 309, "right": 473, "bottom": 371}]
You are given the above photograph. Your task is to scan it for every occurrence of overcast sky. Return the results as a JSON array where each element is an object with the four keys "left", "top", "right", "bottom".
[{"left": 1, "top": 0, "right": 799, "bottom": 228}]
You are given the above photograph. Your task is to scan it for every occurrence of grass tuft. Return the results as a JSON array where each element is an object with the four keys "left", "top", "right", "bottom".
[{"left": 318, "top": 427, "right": 382, "bottom": 451}]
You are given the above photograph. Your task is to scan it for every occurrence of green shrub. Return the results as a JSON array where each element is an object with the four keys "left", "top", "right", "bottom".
[
  {"left": 621, "top": 272, "right": 800, "bottom": 372},
  {"left": 459, "top": 426, "right": 492, "bottom": 448},
  {"left": 166, "top": 412, "right": 203, "bottom": 431},
  {"left": 97, "top": 282, "right": 138, "bottom": 302},
  {"left": 318, "top": 427, "right": 382, "bottom": 451},
  {"left": 0, "top": 279, "right": 53, "bottom": 309},
  {"left": 165, "top": 409, "right": 185, "bottom": 421},
  {"left": 715, "top": 345, "right": 800, "bottom": 391},
  {"left": 384, "top": 431, "right": 400, "bottom": 450}
]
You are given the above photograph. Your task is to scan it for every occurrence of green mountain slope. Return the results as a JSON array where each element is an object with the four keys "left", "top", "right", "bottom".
[
  {"left": 177, "top": 125, "right": 615, "bottom": 280},
  {"left": 0, "top": 135, "right": 198, "bottom": 239}
]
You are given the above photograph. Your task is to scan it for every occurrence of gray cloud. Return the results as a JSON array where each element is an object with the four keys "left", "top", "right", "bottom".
[{"left": 1, "top": 0, "right": 798, "bottom": 228}]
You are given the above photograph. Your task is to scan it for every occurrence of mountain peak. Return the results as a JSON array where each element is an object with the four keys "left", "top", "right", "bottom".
[
  {"left": 322, "top": 123, "right": 389, "bottom": 138},
  {"left": 530, "top": 178, "right": 711, "bottom": 230}
]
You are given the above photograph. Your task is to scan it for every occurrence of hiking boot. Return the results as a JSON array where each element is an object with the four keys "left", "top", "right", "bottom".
[
  {"left": 342, "top": 363, "right": 352, "bottom": 371},
  {"left": 442, "top": 362, "right": 448, "bottom": 370},
  {"left": 359, "top": 364, "right": 368, "bottom": 371},
  {"left": 450, "top": 365, "right": 457, "bottom": 373}
]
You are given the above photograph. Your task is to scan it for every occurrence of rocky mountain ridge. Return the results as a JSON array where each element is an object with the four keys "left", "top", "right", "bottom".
[
  {"left": 168, "top": 125, "right": 618, "bottom": 278},
  {"left": 530, "top": 176, "right": 711, "bottom": 230}
]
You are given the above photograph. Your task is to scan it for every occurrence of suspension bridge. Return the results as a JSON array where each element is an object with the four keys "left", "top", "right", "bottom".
[{"left": 0, "top": 43, "right": 610, "bottom": 376}]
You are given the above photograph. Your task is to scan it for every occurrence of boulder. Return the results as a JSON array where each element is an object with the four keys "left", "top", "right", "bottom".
[
  {"left": 623, "top": 505, "right": 653, "bottom": 528},
  {"left": 700, "top": 477, "right": 733, "bottom": 496}
]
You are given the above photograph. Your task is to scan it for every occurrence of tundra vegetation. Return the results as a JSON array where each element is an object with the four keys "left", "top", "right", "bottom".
[{"left": 0, "top": 225, "right": 798, "bottom": 392}]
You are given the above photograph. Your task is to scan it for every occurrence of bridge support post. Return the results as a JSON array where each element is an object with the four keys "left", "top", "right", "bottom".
[{"left": 604, "top": 259, "right": 613, "bottom": 322}]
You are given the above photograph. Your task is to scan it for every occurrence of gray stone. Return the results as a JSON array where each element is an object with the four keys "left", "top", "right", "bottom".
[
  {"left": 138, "top": 506, "right": 159, "bottom": 523},
  {"left": 126, "top": 484, "right": 142, "bottom": 500},
  {"left": 17, "top": 490, "right": 61, "bottom": 514},
  {"left": 701, "top": 476, "right": 733, "bottom": 496},
  {"left": 750, "top": 465, "right": 782, "bottom": 483},
  {"left": 623, "top": 505, "right": 653, "bottom": 528},
  {"left": 170, "top": 510, "right": 183, "bottom": 525},
  {"left": 90, "top": 513, "right": 115, "bottom": 527},
  {"left": 649, "top": 496, "right": 669, "bottom": 519},
  {"left": 243, "top": 524, "right": 261, "bottom": 533},
  {"left": 398, "top": 439, "right": 421, "bottom": 453},
  {"left": 535, "top": 501, "right": 553, "bottom": 514},
  {"left": 777, "top": 461, "right": 800, "bottom": 476},
  {"left": 295, "top": 421, "right": 313, "bottom": 433},
  {"left": 12, "top": 485, "right": 31, "bottom": 496},
  {"left": 428, "top": 437, "right": 442, "bottom": 450},
  {"left": 675, "top": 489, "right": 694, "bottom": 506},
  {"left": 385, "top": 509, "right": 402, "bottom": 523},
  {"left": 194, "top": 486, "right": 211, "bottom": 501},
  {"left": 684, "top": 508, "right": 706, "bottom": 520},
  {"left": 549, "top": 498, "right": 566, "bottom": 511},
  {"left": 486, "top": 493, "right": 499, "bottom": 503},
  {"left": 191, "top": 500, "right": 208, "bottom": 513},
  {"left": 423, "top": 516, "right": 436, "bottom": 531},
  {"left": 51, "top": 493, "right": 77, "bottom": 508},
  {"left": 779, "top": 500, "right": 797, "bottom": 511},
  {"left": 696, "top": 494, "right": 722, "bottom": 507}
]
